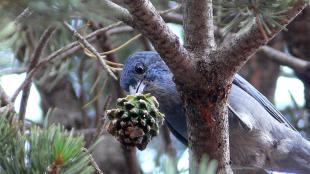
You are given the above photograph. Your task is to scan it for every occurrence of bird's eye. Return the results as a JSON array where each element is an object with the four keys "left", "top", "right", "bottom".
[{"left": 135, "top": 64, "right": 145, "bottom": 74}]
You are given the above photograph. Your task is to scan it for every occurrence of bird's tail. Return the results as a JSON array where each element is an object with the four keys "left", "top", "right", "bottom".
[{"left": 272, "top": 134, "right": 310, "bottom": 174}]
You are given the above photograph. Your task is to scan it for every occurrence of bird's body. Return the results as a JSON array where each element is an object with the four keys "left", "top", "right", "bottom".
[{"left": 120, "top": 51, "right": 310, "bottom": 173}]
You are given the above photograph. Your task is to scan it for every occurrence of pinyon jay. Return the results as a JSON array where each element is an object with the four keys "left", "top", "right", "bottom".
[{"left": 120, "top": 51, "right": 310, "bottom": 173}]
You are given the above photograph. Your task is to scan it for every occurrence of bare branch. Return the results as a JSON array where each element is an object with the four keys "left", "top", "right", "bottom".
[
  {"left": 160, "top": 4, "right": 181, "bottom": 15},
  {"left": 123, "top": 0, "right": 192, "bottom": 81},
  {"left": 15, "top": 7, "right": 33, "bottom": 23},
  {"left": 63, "top": 22, "right": 118, "bottom": 80},
  {"left": 18, "top": 26, "right": 57, "bottom": 125},
  {"left": 261, "top": 46, "right": 310, "bottom": 73},
  {"left": 78, "top": 58, "right": 89, "bottom": 128},
  {"left": 10, "top": 22, "right": 123, "bottom": 104},
  {"left": 82, "top": 148, "right": 105, "bottom": 174},
  {"left": 213, "top": 0, "right": 307, "bottom": 80},
  {"left": 104, "top": 0, "right": 183, "bottom": 24},
  {"left": 106, "top": 25, "right": 133, "bottom": 35},
  {"left": 161, "top": 12, "right": 183, "bottom": 24},
  {"left": 99, "top": 0, "right": 133, "bottom": 24},
  {"left": 183, "top": 0, "right": 216, "bottom": 52}
]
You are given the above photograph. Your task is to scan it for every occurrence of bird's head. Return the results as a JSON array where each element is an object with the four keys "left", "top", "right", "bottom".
[
  {"left": 121, "top": 52, "right": 188, "bottom": 144},
  {"left": 120, "top": 51, "right": 174, "bottom": 97}
]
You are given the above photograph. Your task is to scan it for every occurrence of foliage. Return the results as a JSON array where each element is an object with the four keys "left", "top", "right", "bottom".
[
  {"left": 0, "top": 0, "right": 308, "bottom": 173},
  {"left": 215, "top": 0, "right": 305, "bottom": 35},
  {"left": 0, "top": 105, "right": 95, "bottom": 174}
]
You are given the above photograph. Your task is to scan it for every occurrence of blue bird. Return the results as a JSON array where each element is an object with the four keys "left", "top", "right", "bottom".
[{"left": 120, "top": 51, "right": 310, "bottom": 173}]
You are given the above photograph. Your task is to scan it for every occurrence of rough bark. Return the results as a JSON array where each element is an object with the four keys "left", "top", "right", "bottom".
[
  {"left": 181, "top": 0, "right": 232, "bottom": 173},
  {"left": 4, "top": 0, "right": 308, "bottom": 173},
  {"left": 117, "top": 0, "right": 307, "bottom": 173},
  {"left": 122, "top": 0, "right": 193, "bottom": 83},
  {"left": 183, "top": 0, "right": 215, "bottom": 52}
]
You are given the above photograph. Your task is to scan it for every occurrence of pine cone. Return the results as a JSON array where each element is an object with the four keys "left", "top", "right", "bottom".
[{"left": 105, "top": 93, "right": 164, "bottom": 150}]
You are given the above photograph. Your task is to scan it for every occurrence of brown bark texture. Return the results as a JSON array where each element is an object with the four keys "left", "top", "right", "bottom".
[
  {"left": 5, "top": 0, "right": 308, "bottom": 173},
  {"left": 119, "top": 0, "right": 307, "bottom": 173}
]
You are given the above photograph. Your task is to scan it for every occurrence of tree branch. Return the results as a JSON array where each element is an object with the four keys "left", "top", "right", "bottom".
[
  {"left": 161, "top": 12, "right": 183, "bottom": 24},
  {"left": 99, "top": 0, "right": 133, "bottom": 24},
  {"left": 183, "top": 0, "right": 215, "bottom": 52},
  {"left": 18, "top": 26, "right": 56, "bottom": 126},
  {"left": 15, "top": 7, "right": 33, "bottom": 23},
  {"left": 261, "top": 46, "right": 310, "bottom": 73},
  {"left": 82, "top": 148, "right": 105, "bottom": 174},
  {"left": 213, "top": 0, "right": 307, "bottom": 80},
  {"left": 122, "top": 0, "right": 192, "bottom": 81},
  {"left": 63, "top": 22, "right": 118, "bottom": 80},
  {"left": 10, "top": 22, "right": 123, "bottom": 103}
]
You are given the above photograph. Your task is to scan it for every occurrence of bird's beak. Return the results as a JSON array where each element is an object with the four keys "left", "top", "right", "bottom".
[{"left": 129, "top": 80, "right": 146, "bottom": 94}]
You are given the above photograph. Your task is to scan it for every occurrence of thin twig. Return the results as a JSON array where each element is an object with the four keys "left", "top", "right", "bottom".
[
  {"left": 97, "top": 95, "right": 111, "bottom": 127},
  {"left": 254, "top": 10, "right": 268, "bottom": 41},
  {"left": 15, "top": 7, "right": 33, "bottom": 23},
  {"left": 106, "top": 25, "right": 133, "bottom": 35},
  {"left": 102, "top": 34, "right": 142, "bottom": 55},
  {"left": 83, "top": 78, "right": 108, "bottom": 109},
  {"left": 160, "top": 4, "right": 182, "bottom": 15},
  {"left": 90, "top": 72, "right": 103, "bottom": 94},
  {"left": 94, "top": 63, "right": 102, "bottom": 130},
  {"left": 18, "top": 26, "right": 57, "bottom": 126},
  {"left": 83, "top": 49, "right": 124, "bottom": 68},
  {"left": 110, "top": 67, "right": 123, "bottom": 72},
  {"left": 81, "top": 33, "right": 141, "bottom": 63},
  {"left": 63, "top": 21, "right": 117, "bottom": 80},
  {"left": 82, "top": 148, "right": 105, "bottom": 174},
  {"left": 78, "top": 58, "right": 89, "bottom": 128},
  {"left": 261, "top": 46, "right": 310, "bottom": 72},
  {"left": 10, "top": 22, "right": 123, "bottom": 102}
]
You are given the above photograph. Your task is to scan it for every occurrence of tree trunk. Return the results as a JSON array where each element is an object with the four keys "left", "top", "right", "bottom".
[
  {"left": 180, "top": 80, "right": 232, "bottom": 173},
  {"left": 117, "top": 0, "right": 306, "bottom": 173}
]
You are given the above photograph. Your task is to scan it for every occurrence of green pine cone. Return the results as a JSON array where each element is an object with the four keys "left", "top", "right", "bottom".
[{"left": 105, "top": 93, "right": 164, "bottom": 150}]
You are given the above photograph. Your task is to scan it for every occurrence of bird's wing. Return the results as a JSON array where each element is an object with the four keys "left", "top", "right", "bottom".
[
  {"left": 165, "top": 119, "right": 188, "bottom": 145},
  {"left": 232, "top": 74, "right": 297, "bottom": 131},
  {"left": 162, "top": 101, "right": 189, "bottom": 145}
]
